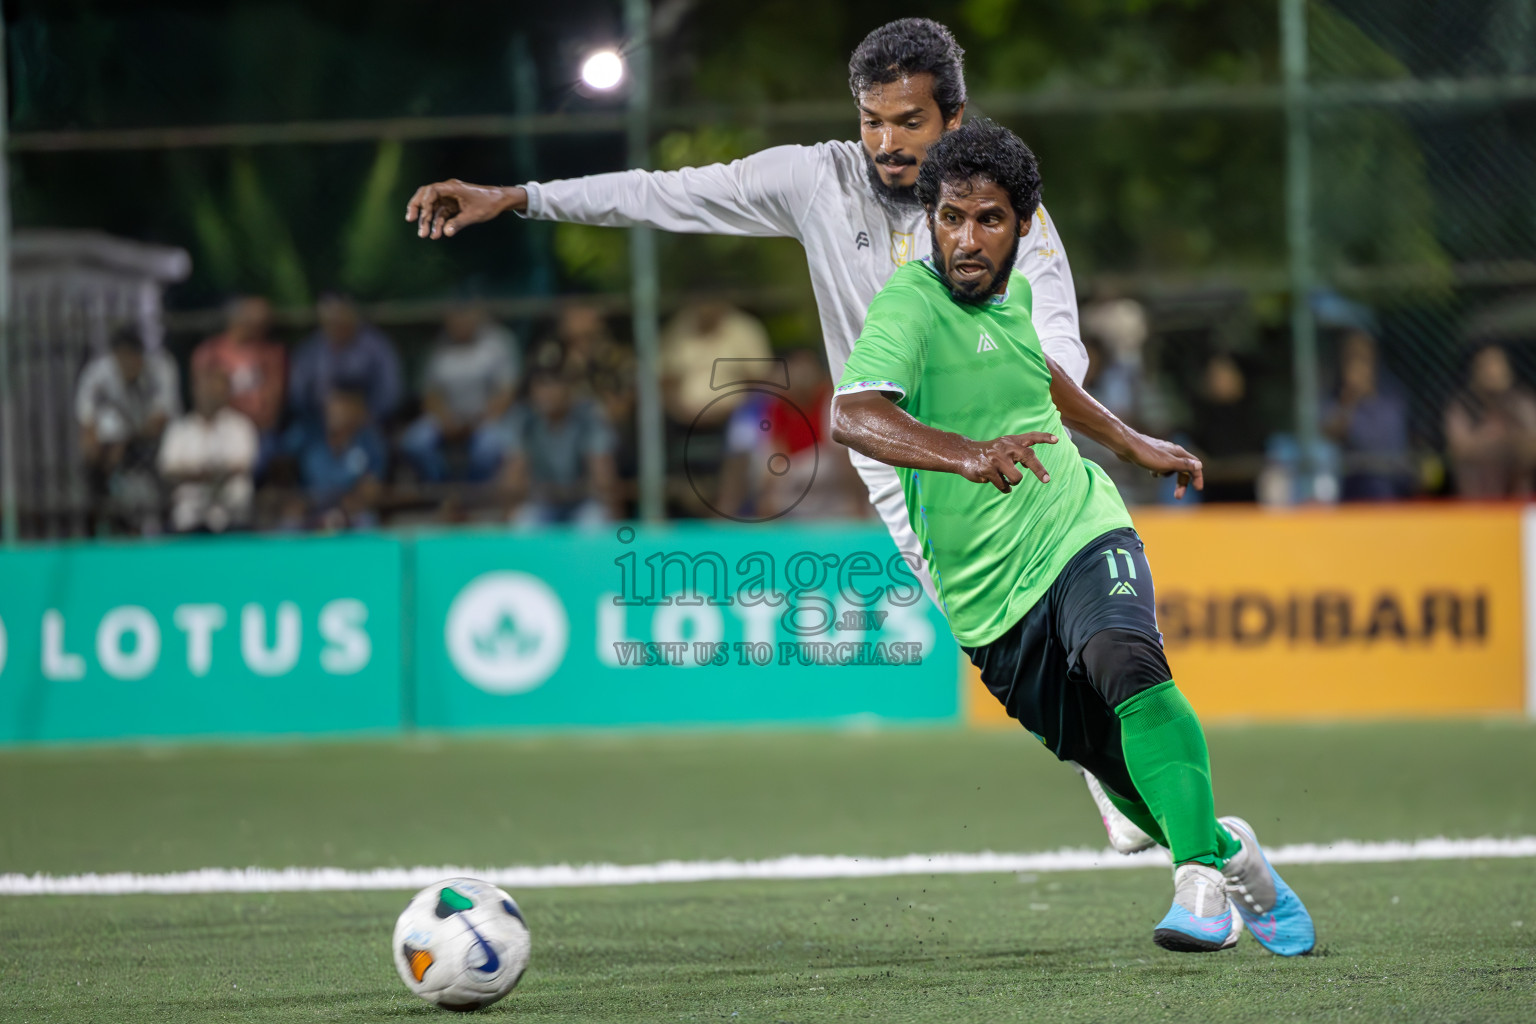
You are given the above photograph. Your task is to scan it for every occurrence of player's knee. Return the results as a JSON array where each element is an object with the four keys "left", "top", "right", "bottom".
[{"left": 1079, "top": 628, "right": 1172, "bottom": 710}]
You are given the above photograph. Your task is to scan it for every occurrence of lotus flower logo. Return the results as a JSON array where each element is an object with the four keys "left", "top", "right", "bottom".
[
  {"left": 472, "top": 611, "right": 542, "bottom": 660},
  {"left": 445, "top": 572, "right": 568, "bottom": 694}
]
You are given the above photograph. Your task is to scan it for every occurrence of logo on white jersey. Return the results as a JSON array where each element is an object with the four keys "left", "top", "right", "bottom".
[
  {"left": 854, "top": 231, "right": 870, "bottom": 250},
  {"left": 1035, "top": 208, "right": 1057, "bottom": 257},
  {"left": 890, "top": 231, "right": 915, "bottom": 266},
  {"left": 977, "top": 329, "right": 999, "bottom": 353}
]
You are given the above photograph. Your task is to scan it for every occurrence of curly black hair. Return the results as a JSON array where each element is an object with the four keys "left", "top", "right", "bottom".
[
  {"left": 915, "top": 118, "right": 1042, "bottom": 223},
  {"left": 847, "top": 18, "right": 967, "bottom": 122}
]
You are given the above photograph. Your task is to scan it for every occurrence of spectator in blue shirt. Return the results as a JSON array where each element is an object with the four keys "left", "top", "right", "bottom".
[
  {"left": 287, "top": 294, "right": 402, "bottom": 431},
  {"left": 399, "top": 304, "right": 520, "bottom": 483},
  {"left": 291, "top": 384, "right": 387, "bottom": 530},
  {"left": 1322, "top": 331, "right": 1413, "bottom": 500},
  {"left": 504, "top": 362, "right": 617, "bottom": 526}
]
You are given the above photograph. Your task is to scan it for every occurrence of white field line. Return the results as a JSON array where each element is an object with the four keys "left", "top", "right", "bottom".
[{"left": 3, "top": 836, "right": 1534, "bottom": 896}]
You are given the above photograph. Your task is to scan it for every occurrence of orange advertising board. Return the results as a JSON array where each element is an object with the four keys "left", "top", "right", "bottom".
[{"left": 966, "top": 505, "right": 1524, "bottom": 724}]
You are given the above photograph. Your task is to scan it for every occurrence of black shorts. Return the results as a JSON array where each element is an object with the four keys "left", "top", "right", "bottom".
[{"left": 961, "top": 527, "right": 1166, "bottom": 803}]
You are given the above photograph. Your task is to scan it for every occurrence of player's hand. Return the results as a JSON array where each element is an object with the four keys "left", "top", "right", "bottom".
[
  {"left": 962, "top": 432, "right": 1058, "bottom": 493},
  {"left": 1121, "top": 432, "right": 1203, "bottom": 500},
  {"left": 405, "top": 181, "right": 527, "bottom": 239}
]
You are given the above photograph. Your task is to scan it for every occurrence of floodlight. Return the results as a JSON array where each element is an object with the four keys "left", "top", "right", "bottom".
[{"left": 581, "top": 49, "right": 624, "bottom": 91}]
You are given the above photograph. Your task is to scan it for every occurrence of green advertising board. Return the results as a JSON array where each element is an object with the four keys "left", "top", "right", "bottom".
[
  {"left": 0, "top": 535, "right": 402, "bottom": 742},
  {"left": 0, "top": 525, "right": 963, "bottom": 743},
  {"left": 411, "top": 524, "right": 960, "bottom": 730}
]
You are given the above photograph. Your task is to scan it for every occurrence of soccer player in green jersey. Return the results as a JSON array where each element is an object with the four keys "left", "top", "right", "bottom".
[{"left": 831, "top": 119, "right": 1316, "bottom": 955}]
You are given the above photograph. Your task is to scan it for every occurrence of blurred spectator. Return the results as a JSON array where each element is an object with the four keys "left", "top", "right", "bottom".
[
  {"left": 1187, "top": 353, "right": 1265, "bottom": 503},
  {"left": 1080, "top": 294, "right": 1150, "bottom": 424},
  {"left": 526, "top": 317, "right": 640, "bottom": 516},
  {"left": 289, "top": 385, "right": 387, "bottom": 530},
  {"left": 1075, "top": 335, "right": 1164, "bottom": 506},
  {"left": 1444, "top": 344, "right": 1536, "bottom": 498},
  {"left": 661, "top": 303, "right": 772, "bottom": 429},
  {"left": 157, "top": 365, "right": 258, "bottom": 533},
  {"left": 400, "top": 305, "right": 519, "bottom": 483},
  {"left": 591, "top": 363, "right": 639, "bottom": 515},
  {"left": 718, "top": 348, "right": 867, "bottom": 520},
  {"left": 524, "top": 304, "right": 628, "bottom": 394},
  {"left": 77, "top": 325, "right": 181, "bottom": 527},
  {"left": 660, "top": 303, "right": 772, "bottom": 517},
  {"left": 191, "top": 296, "right": 285, "bottom": 436},
  {"left": 287, "top": 294, "right": 402, "bottom": 430},
  {"left": 1321, "top": 331, "right": 1413, "bottom": 501},
  {"left": 562, "top": 304, "right": 621, "bottom": 378},
  {"left": 503, "top": 362, "right": 617, "bottom": 527}
]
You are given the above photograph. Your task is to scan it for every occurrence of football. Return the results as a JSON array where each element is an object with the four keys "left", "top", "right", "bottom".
[{"left": 392, "top": 877, "right": 531, "bottom": 1012}]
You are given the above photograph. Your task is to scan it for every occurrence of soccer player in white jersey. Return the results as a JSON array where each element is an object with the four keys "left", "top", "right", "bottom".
[{"left": 406, "top": 17, "right": 1150, "bottom": 855}]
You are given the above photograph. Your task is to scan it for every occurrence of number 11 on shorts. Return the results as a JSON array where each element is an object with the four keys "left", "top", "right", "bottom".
[{"left": 1102, "top": 549, "right": 1137, "bottom": 580}]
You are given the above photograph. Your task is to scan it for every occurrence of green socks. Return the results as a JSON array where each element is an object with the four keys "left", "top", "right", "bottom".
[{"left": 1115, "top": 680, "right": 1239, "bottom": 867}]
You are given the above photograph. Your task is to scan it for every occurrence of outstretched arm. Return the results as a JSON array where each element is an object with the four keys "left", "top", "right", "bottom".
[
  {"left": 830, "top": 390, "right": 1058, "bottom": 494},
  {"left": 407, "top": 144, "right": 824, "bottom": 241},
  {"left": 1045, "top": 354, "right": 1203, "bottom": 499}
]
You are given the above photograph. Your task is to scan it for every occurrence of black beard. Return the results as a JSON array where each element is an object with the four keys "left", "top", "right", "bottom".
[
  {"left": 930, "top": 226, "right": 1023, "bottom": 305},
  {"left": 862, "top": 149, "right": 922, "bottom": 210}
]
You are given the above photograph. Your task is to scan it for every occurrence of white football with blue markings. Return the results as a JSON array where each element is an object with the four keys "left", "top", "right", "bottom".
[{"left": 392, "top": 876, "right": 531, "bottom": 1011}]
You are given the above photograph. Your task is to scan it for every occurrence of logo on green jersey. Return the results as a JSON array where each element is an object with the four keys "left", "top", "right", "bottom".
[{"left": 977, "top": 329, "right": 998, "bottom": 353}]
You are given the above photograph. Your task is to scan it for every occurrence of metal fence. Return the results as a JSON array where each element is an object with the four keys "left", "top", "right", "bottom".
[{"left": 1297, "top": 0, "right": 1536, "bottom": 497}]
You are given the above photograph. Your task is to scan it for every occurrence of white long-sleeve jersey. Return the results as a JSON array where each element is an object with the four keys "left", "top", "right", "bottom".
[
  {"left": 522, "top": 139, "right": 1087, "bottom": 599},
  {"left": 522, "top": 139, "right": 1086, "bottom": 387}
]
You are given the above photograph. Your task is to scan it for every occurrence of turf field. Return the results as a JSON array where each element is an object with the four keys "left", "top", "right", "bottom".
[{"left": 2, "top": 720, "right": 1534, "bottom": 1022}]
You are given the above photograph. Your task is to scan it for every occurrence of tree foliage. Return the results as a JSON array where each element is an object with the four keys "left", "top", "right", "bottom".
[{"left": 4, "top": 0, "right": 1459, "bottom": 316}]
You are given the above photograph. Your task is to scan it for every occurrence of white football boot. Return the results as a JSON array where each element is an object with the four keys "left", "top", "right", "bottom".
[{"left": 1074, "top": 764, "right": 1156, "bottom": 854}]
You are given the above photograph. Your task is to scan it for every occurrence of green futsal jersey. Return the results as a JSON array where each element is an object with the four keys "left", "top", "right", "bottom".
[{"left": 838, "top": 257, "right": 1133, "bottom": 646}]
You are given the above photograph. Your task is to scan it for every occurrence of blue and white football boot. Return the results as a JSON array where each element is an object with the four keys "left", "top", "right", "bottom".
[
  {"left": 1153, "top": 862, "right": 1239, "bottom": 952},
  {"left": 1218, "top": 815, "right": 1316, "bottom": 956}
]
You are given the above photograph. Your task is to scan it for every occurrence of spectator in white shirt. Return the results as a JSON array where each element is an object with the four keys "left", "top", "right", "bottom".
[
  {"left": 661, "top": 303, "right": 772, "bottom": 429},
  {"left": 158, "top": 364, "right": 258, "bottom": 533},
  {"left": 77, "top": 325, "right": 181, "bottom": 475}
]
